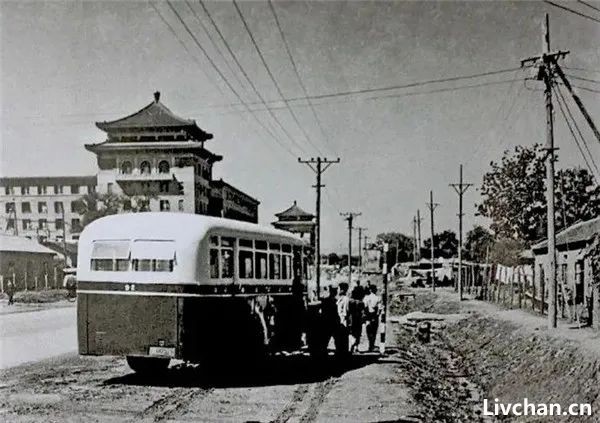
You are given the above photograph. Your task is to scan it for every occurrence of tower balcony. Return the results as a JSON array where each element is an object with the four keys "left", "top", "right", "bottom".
[{"left": 115, "top": 172, "right": 178, "bottom": 182}]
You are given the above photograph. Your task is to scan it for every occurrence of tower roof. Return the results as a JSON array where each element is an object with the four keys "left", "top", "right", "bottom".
[
  {"left": 95, "top": 92, "right": 213, "bottom": 142},
  {"left": 275, "top": 201, "right": 314, "bottom": 219}
]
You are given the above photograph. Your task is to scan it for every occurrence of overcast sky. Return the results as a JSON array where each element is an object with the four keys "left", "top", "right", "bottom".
[{"left": 1, "top": 0, "right": 599, "bottom": 252}]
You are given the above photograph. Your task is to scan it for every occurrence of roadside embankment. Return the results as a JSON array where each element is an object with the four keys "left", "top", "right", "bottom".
[{"left": 390, "top": 287, "right": 600, "bottom": 422}]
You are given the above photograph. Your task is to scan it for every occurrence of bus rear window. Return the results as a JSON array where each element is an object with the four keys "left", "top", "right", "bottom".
[
  {"left": 90, "top": 240, "right": 130, "bottom": 272},
  {"left": 131, "top": 240, "right": 176, "bottom": 272}
]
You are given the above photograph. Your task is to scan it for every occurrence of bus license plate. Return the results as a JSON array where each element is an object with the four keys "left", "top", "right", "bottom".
[{"left": 149, "top": 346, "right": 175, "bottom": 358}]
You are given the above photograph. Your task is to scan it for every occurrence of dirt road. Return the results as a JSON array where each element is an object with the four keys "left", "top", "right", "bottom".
[{"left": 0, "top": 352, "right": 420, "bottom": 422}]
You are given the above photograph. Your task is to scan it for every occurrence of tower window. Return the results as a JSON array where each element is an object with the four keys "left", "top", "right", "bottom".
[
  {"left": 140, "top": 161, "right": 151, "bottom": 175},
  {"left": 158, "top": 160, "right": 170, "bottom": 174},
  {"left": 120, "top": 161, "right": 133, "bottom": 174}
]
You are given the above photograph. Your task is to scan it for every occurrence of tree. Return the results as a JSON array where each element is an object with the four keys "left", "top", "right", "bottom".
[
  {"left": 375, "top": 232, "right": 414, "bottom": 265},
  {"left": 423, "top": 230, "right": 458, "bottom": 259},
  {"left": 488, "top": 237, "right": 526, "bottom": 267},
  {"left": 478, "top": 144, "right": 600, "bottom": 245},
  {"left": 464, "top": 225, "right": 494, "bottom": 262},
  {"left": 73, "top": 192, "right": 122, "bottom": 227}
]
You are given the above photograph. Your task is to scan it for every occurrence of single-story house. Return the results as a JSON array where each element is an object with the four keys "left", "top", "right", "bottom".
[
  {"left": 0, "top": 235, "right": 59, "bottom": 291},
  {"left": 531, "top": 216, "right": 600, "bottom": 311}
]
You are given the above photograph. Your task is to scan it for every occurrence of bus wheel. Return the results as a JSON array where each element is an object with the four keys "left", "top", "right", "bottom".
[{"left": 126, "top": 356, "right": 170, "bottom": 374}]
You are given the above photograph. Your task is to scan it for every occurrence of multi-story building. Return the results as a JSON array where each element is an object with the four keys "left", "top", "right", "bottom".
[
  {"left": 0, "top": 176, "right": 97, "bottom": 241},
  {"left": 0, "top": 92, "right": 259, "bottom": 241}
]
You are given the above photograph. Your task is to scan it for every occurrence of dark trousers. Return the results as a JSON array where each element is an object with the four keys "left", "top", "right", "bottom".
[{"left": 365, "top": 313, "right": 379, "bottom": 351}]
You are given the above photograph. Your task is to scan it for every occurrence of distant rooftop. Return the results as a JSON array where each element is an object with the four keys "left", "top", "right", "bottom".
[
  {"left": 275, "top": 201, "right": 314, "bottom": 219},
  {"left": 0, "top": 235, "right": 58, "bottom": 255}
]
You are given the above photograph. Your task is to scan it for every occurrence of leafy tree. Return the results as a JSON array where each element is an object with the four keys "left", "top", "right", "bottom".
[
  {"left": 423, "top": 230, "right": 458, "bottom": 259},
  {"left": 488, "top": 237, "right": 526, "bottom": 267},
  {"left": 478, "top": 144, "right": 600, "bottom": 244},
  {"left": 375, "top": 232, "right": 414, "bottom": 265},
  {"left": 73, "top": 190, "right": 156, "bottom": 228},
  {"left": 464, "top": 225, "right": 495, "bottom": 262}
]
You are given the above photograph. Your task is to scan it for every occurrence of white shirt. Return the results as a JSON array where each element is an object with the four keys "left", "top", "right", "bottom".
[{"left": 363, "top": 293, "right": 381, "bottom": 314}]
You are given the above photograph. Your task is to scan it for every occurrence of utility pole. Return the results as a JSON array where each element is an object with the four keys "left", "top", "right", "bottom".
[
  {"left": 450, "top": 164, "right": 472, "bottom": 300},
  {"left": 426, "top": 191, "right": 439, "bottom": 292},
  {"left": 340, "top": 212, "right": 361, "bottom": 287},
  {"left": 356, "top": 227, "right": 367, "bottom": 273},
  {"left": 11, "top": 201, "right": 18, "bottom": 236},
  {"left": 412, "top": 216, "right": 418, "bottom": 263},
  {"left": 520, "top": 14, "right": 568, "bottom": 329},
  {"left": 299, "top": 157, "right": 340, "bottom": 298},
  {"left": 60, "top": 203, "right": 69, "bottom": 267},
  {"left": 416, "top": 209, "right": 423, "bottom": 261}
]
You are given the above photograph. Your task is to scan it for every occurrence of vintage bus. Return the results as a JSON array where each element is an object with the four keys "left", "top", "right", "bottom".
[{"left": 76, "top": 212, "right": 337, "bottom": 373}]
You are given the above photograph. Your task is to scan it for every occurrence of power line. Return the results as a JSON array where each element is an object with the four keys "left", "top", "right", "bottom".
[
  {"left": 282, "top": 67, "right": 523, "bottom": 102},
  {"left": 232, "top": 0, "right": 324, "bottom": 156},
  {"left": 268, "top": 0, "right": 337, "bottom": 157},
  {"left": 196, "top": 0, "right": 310, "bottom": 156},
  {"left": 566, "top": 74, "right": 600, "bottom": 84},
  {"left": 543, "top": 0, "right": 600, "bottom": 24},
  {"left": 163, "top": 0, "right": 298, "bottom": 158},
  {"left": 572, "top": 84, "right": 600, "bottom": 94},
  {"left": 149, "top": 2, "right": 224, "bottom": 96},
  {"left": 578, "top": 0, "right": 600, "bottom": 13},
  {"left": 563, "top": 66, "right": 600, "bottom": 74},
  {"left": 554, "top": 84, "right": 600, "bottom": 176}
]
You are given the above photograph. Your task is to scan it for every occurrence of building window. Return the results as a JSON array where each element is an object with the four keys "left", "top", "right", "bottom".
[
  {"left": 7, "top": 218, "right": 15, "bottom": 230},
  {"left": 158, "top": 160, "right": 170, "bottom": 174},
  {"left": 38, "top": 202, "right": 47, "bottom": 213},
  {"left": 71, "top": 218, "right": 81, "bottom": 232},
  {"left": 5, "top": 202, "right": 14, "bottom": 213},
  {"left": 178, "top": 199, "right": 184, "bottom": 212},
  {"left": 54, "top": 185, "right": 63, "bottom": 194},
  {"left": 21, "top": 186, "right": 30, "bottom": 195},
  {"left": 159, "top": 181, "right": 170, "bottom": 193},
  {"left": 70, "top": 202, "right": 78, "bottom": 213},
  {"left": 54, "top": 201, "right": 63, "bottom": 214},
  {"left": 4, "top": 186, "right": 12, "bottom": 195},
  {"left": 37, "top": 185, "right": 47, "bottom": 195},
  {"left": 38, "top": 218, "right": 47, "bottom": 229},
  {"left": 55, "top": 219, "right": 64, "bottom": 230},
  {"left": 159, "top": 200, "right": 170, "bottom": 211},
  {"left": 21, "top": 202, "right": 31, "bottom": 213},
  {"left": 120, "top": 161, "right": 133, "bottom": 174},
  {"left": 107, "top": 183, "right": 114, "bottom": 194},
  {"left": 22, "top": 219, "right": 31, "bottom": 230},
  {"left": 140, "top": 161, "right": 151, "bottom": 175},
  {"left": 88, "top": 185, "right": 95, "bottom": 193},
  {"left": 70, "top": 185, "right": 80, "bottom": 194}
]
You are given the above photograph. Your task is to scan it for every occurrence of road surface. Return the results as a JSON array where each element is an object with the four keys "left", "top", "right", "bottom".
[{"left": 0, "top": 306, "right": 77, "bottom": 369}]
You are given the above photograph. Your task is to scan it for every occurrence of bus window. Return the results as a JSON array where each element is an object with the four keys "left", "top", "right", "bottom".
[
  {"left": 293, "top": 246, "right": 302, "bottom": 278},
  {"left": 221, "top": 249, "right": 233, "bottom": 278},
  {"left": 282, "top": 244, "right": 292, "bottom": 253},
  {"left": 255, "top": 252, "right": 267, "bottom": 278},
  {"left": 282, "top": 255, "right": 292, "bottom": 279},
  {"left": 239, "top": 239, "right": 253, "bottom": 248},
  {"left": 255, "top": 240, "right": 267, "bottom": 250},
  {"left": 210, "top": 249, "right": 219, "bottom": 278},
  {"left": 131, "top": 240, "right": 175, "bottom": 272},
  {"left": 239, "top": 250, "right": 253, "bottom": 278},
  {"left": 91, "top": 240, "right": 130, "bottom": 272},
  {"left": 221, "top": 237, "right": 234, "bottom": 248},
  {"left": 269, "top": 243, "right": 280, "bottom": 251},
  {"left": 210, "top": 236, "right": 219, "bottom": 247},
  {"left": 269, "top": 253, "right": 281, "bottom": 279}
]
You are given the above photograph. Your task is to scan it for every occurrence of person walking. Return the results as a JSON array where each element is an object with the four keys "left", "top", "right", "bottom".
[
  {"left": 6, "top": 279, "right": 15, "bottom": 305},
  {"left": 349, "top": 280, "right": 366, "bottom": 352},
  {"left": 363, "top": 284, "right": 382, "bottom": 352},
  {"left": 335, "top": 282, "right": 350, "bottom": 355}
]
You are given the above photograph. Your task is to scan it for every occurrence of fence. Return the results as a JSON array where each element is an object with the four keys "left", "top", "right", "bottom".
[{"left": 0, "top": 264, "right": 65, "bottom": 293}]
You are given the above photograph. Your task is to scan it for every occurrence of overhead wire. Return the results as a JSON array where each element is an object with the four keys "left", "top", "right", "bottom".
[
  {"left": 267, "top": 0, "right": 338, "bottom": 157},
  {"left": 553, "top": 84, "right": 600, "bottom": 176},
  {"left": 565, "top": 74, "right": 600, "bottom": 84},
  {"left": 231, "top": 0, "right": 324, "bottom": 156},
  {"left": 197, "top": 0, "right": 310, "bottom": 156},
  {"left": 543, "top": 0, "right": 600, "bottom": 24},
  {"left": 162, "top": 0, "right": 298, "bottom": 158},
  {"left": 578, "top": 0, "right": 600, "bottom": 13}
]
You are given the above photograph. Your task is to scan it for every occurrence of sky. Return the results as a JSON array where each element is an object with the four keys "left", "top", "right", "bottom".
[{"left": 1, "top": 0, "right": 599, "bottom": 253}]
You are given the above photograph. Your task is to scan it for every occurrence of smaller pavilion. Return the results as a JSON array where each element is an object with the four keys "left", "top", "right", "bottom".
[{"left": 272, "top": 201, "right": 315, "bottom": 243}]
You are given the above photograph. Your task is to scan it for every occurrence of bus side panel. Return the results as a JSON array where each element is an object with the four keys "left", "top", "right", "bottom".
[
  {"left": 77, "top": 293, "right": 88, "bottom": 355},
  {"left": 81, "top": 293, "right": 179, "bottom": 357}
]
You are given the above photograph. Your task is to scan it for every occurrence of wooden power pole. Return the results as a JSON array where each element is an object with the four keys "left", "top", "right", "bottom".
[
  {"left": 340, "top": 212, "right": 361, "bottom": 288},
  {"left": 426, "top": 191, "right": 439, "bottom": 292},
  {"left": 356, "top": 227, "right": 367, "bottom": 273},
  {"left": 412, "top": 216, "right": 418, "bottom": 263},
  {"left": 416, "top": 209, "right": 423, "bottom": 261},
  {"left": 450, "top": 164, "right": 472, "bottom": 300},
  {"left": 521, "top": 14, "right": 568, "bottom": 329},
  {"left": 299, "top": 157, "right": 340, "bottom": 298}
]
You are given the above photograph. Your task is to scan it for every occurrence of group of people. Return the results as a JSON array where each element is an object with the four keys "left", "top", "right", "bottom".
[{"left": 331, "top": 280, "right": 382, "bottom": 353}]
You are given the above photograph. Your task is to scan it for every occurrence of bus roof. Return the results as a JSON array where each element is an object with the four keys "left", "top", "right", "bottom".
[{"left": 79, "top": 212, "right": 308, "bottom": 245}]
